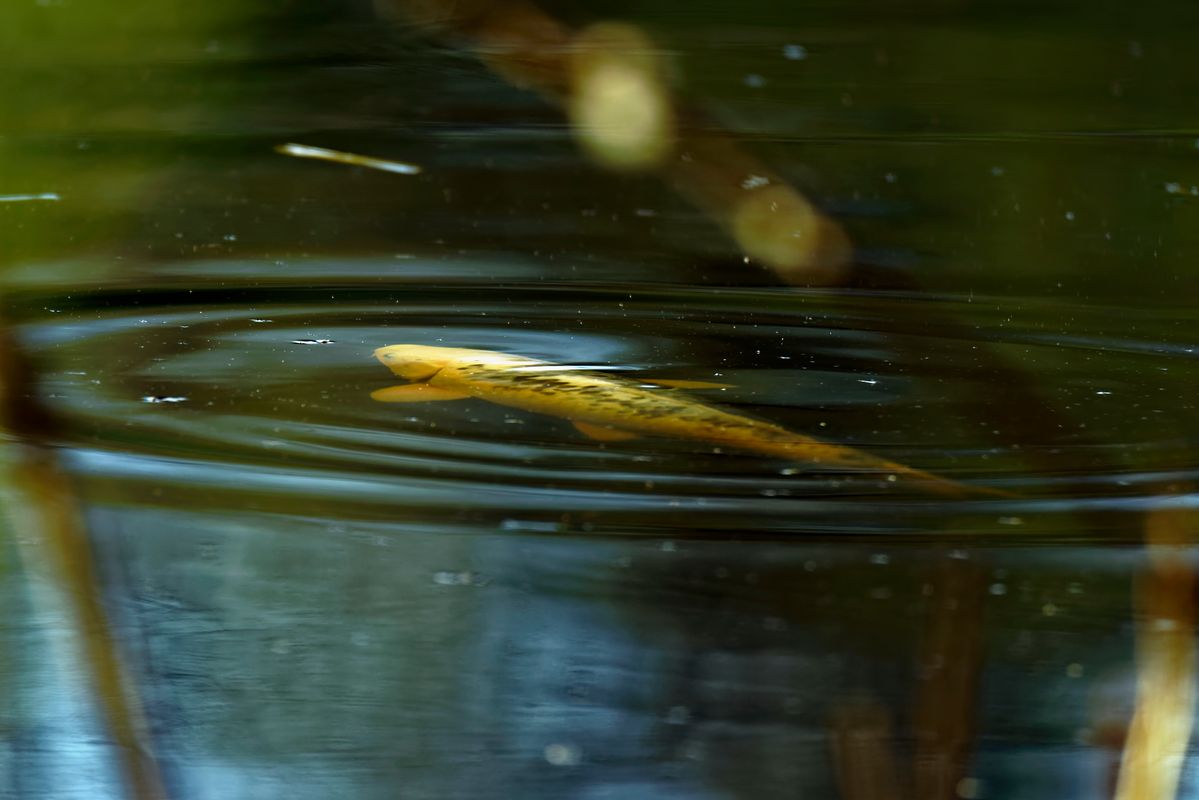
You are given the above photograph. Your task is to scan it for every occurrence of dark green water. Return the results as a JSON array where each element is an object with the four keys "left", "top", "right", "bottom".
[{"left": 3, "top": 1, "right": 1198, "bottom": 798}]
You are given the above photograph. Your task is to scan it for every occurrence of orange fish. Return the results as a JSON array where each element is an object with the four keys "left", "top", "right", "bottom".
[{"left": 372, "top": 344, "right": 1003, "bottom": 498}]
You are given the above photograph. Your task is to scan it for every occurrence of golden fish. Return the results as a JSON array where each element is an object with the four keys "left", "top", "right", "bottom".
[{"left": 372, "top": 344, "right": 1001, "bottom": 498}]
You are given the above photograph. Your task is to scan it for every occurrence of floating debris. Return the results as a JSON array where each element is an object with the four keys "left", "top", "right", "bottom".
[
  {"left": 431, "top": 570, "right": 488, "bottom": 587},
  {"left": 1164, "top": 182, "right": 1199, "bottom": 196},
  {"left": 275, "top": 143, "right": 421, "bottom": 175},
  {"left": 291, "top": 338, "right": 334, "bottom": 345},
  {"left": 782, "top": 44, "right": 807, "bottom": 61},
  {"left": 499, "top": 519, "right": 562, "bottom": 533},
  {"left": 141, "top": 396, "right": 188, "bottom": 404},
  {"left": 543, "top": 743, "right": 581, "bottom": 767},
  {"left": 0, "top": 192, "right": 61, "bottom": 203}
]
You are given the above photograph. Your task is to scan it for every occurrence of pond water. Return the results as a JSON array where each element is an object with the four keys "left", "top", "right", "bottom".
[{"left": 2, "top": 1, "right": 1198, "bottom": 798}]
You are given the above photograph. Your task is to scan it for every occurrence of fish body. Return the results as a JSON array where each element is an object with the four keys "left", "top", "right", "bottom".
[{"left": 372, "top": 344, "right": 997, "bottom": 498}]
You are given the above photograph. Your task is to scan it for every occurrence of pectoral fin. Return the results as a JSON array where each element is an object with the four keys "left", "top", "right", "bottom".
[
  {"left": 370, "top": 384, "right": 469, "bottom": 403},
  {"left": 641, "top": 378, "right": 731, "bottom": 390},
  {"left": 573, "top": 421, "right": 640, "bottom": 442}
]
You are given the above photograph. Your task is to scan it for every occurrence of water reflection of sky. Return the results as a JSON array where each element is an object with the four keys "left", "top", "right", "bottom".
[{"left": 2, "top": 505, "right": 1143, "bottom": 798}]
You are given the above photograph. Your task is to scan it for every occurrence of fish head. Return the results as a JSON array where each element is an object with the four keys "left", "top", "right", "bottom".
[
  {"left": 372, "top": 344, "right": 459, "bottom": 381},
  {"left": 375, "top": 344, "right": 542, "bottom": 381}
]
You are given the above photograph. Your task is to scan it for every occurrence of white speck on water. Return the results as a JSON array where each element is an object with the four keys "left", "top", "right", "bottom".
[
  {"left": 1095, "top": 390, "right": 1112, "bottom": 396},
  {"left": 222, "top": 233, "right": 238, "bottom": 242},
  {"left": 1165, "top": 182, "right": 1185, "bottom": 195},
  {"left": 660, "top": 540, "right": 677, "bottom": 552},
  {"left": 432, "top": 570, "right": 484, "bottom": 586},
  {"left": 990, "top": 166, "right": 1005, "bottom": 177},
  {"left": 1064, "top": 211, "right": 1075, "bottom": 221},
  {"left": 870, "top": 553, "right": 890, "bottom": 565},
  {"left": 782, "top": 43, "right": 807, "bottom": 60},
  {"left": 884, "top": 172, "right": 897, "bottom": 184},
  {"left": 0, "top": 192, "right": 60, "bottom": 203},
  {"left": 499, "top": 519, "right": 560, "bottom": 533},
  {"left": 857, "top": 378, "right": 878, "bottom": 385},
  {"left": 291, "top": 338, "right": 334, "bottom": 345},
  {"left": 666, "top": 705, "right": 691, "bottom": 725},
  {"left": 989, "top": 583, "right": 1007, "bottom": 596},
  {"left": 744, "top": 73, "right": 766, "bottom": 88},
  {"left": 741, "top": 174, "right": 771, "bottom": 190},
  {"left": 250, "top": 318, "right": 272, "bottom": 323},
  {"left": 634, "top": 208, "right": 657, "bottom": 217},
  {"left": 544, "top": 743, "right": 581, "bottom": 766},
  {"left": 998, "top": 516, "right": 1024, "bottom": 526},
  {"left": 142, "top": 396, "right": 188, "bottom": 404}
]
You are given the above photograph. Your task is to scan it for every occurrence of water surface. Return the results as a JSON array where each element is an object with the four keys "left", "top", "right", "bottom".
[{"left": 3, "top": 1, "right": 1198, "bottom": 798}]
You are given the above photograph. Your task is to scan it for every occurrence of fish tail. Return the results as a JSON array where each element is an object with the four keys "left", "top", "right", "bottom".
[{"left": 739, "top": 434, "right": 1008, "bottom": 499}]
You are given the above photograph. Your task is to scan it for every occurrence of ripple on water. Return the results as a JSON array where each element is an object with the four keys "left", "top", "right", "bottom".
[{"left": 20, "top": 262, "right": 1199, "bottom": 536}]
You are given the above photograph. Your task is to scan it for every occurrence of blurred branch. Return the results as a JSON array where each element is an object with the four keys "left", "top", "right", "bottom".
[
  {"left": 375, "top": 0, "right": 852, "bottom": 285},
  {"left": 831, "top": 700, "right": 907, "bottom": 800},
  {"left": 911, "top": 557, "right": 985, "bottom": 800},
  {"left": 0, "top": 325, "right": 166, "bottom": 800},
  {"left": 1114, "top": 502, "right": 1196, "bottom": 800}
]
